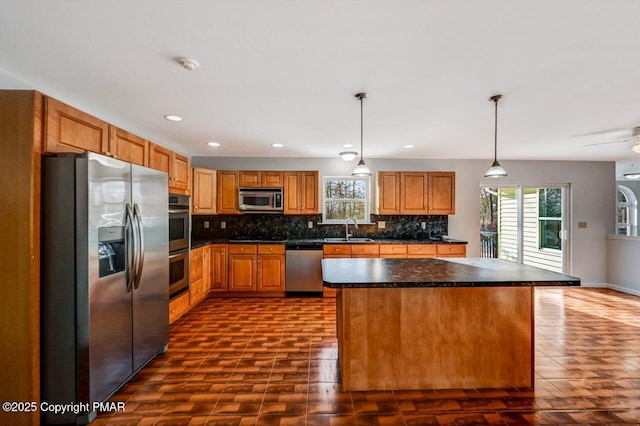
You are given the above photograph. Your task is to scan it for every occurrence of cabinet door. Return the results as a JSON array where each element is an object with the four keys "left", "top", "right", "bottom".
[
  {"left": 379, "top": 244, "right": 407, "bottom": 258},
  {"left": 257, "top": 255, "right": 285, "bottom": 292},
  {"left": 301, "top": 171, "right": 318, "bottom": 214},
  {"left": 228, "top": 254, "right": 257, "bottom": 291},
  {"left": 171, "top": 152, "right": 190, "bottom": 191},
  {"left": 401, "top": 172, "right": 428, "bottom": 215},
  {"left": 210, "top": 245, "right": 228, "bottom": 292},
  {"left": 283, "top": 171, "right": 301, "bottom": 214},
  {"left": 261, "top": 171, "right": 284, "bottom": 187},
  {"left": 377, "top": 172, "right": 401, "bottom": 215},
  {"left": 190, "top": 278, "right": 206, "bottom": 305},
  {"left": 148, "top": 143, "right": 171, "bottom": 174},
  {"left": 192, "top": 168, "right": 217, "bottom": 214},
  {"left": 406, "top": 244, "right": 437, "bottom": 258},
  {"left": 217, "top": 170, "right": 240, "bottom": 214},
  {"left": 203, "top": 246, "right": 211, "bottom": 293},
  {"left": 428, "top": 172, "right": 455, "bottom": 215},
  {"left": 109, "top": 126, "right": 148, "bottom": 166},
  {"left": 44, "top": 97, "right": 109, "bottom": 154},
  {"left": 239, "top": 171, "right": 262, "bottom": 187}
]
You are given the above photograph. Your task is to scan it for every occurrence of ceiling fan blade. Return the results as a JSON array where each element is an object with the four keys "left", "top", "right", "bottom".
[
  {"left": 573, "top": 127, "right": 631, "bottom": 137},
  {"left": 583, "top": 138, "right": 633, "bottom": 147}
]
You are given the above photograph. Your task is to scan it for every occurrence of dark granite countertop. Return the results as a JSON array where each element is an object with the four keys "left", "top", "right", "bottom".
[
  {"left": 191, "top": 237, "right": 467, "bottom": 249},
  {"left": 322, "top": 257, "right": 580, "bottom": 288}
]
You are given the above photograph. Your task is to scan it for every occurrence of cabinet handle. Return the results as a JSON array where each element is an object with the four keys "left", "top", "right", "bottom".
[
  {"left": 170, "top": 309, "right": 175, "bottom": 314},
  {"left": 113, "top": 155, "right": 118, "bottom": 159}
]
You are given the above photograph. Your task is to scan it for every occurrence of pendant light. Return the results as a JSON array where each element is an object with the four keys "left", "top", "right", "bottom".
[
  {"left": 352, "top": 92, "right": 372, "bottom": 176},
  {"left": 484, "top": 94, "right": 508, "bottom": 178}
]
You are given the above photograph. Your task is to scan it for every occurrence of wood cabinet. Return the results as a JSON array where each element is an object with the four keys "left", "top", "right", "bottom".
[
  {"left": 209, "top": 244, "right": 228, "bottom": 292},
  {"left": 189, "top": 246, "right": 207, "bottom": 306},
  {"left": 108, "top": 125, "right": 148, "bottom": 166},
  {"left": 407, "top": 244, "right": 437, "bottom": 258},
  {"left": 436, "top": 243, "right": 466, "bottom": 257},
  {"left": 189, "top": 278, "right": 206, "bottom": 305},
  {"left": 379, "top": 244, "right": 407, "bottom": 258},
  {"left": 217, "top": 170, "right": 240, "bottom": 214},
  {"left": 283, "top": 171, "right": 318, "bottom": 214},
  {"left": 44, "top": 96, "right": 109, "bottom": 155},
  {"left": 239, "top": 170, "right": 284, "bottom": 188},
  {"left": 377, "top": 171, "right": 455, "bottom": 215},
  {"left": 169, "top": 292, "right": 190, "bottom": 324},
  {"left": 203, "top": 246, "right": 211, "bottom": 293},
  {"left": 148, "top": 143, "right": 191, "bottom": 194},
  {"left": 227, "top": 244, "right": 285, "bottom": 293},
  {"left": 192, "top": 168, "right": 217, "bottom": 214},
  {"left": 350, "top": 244, "right": 380, "bottom": 258}
]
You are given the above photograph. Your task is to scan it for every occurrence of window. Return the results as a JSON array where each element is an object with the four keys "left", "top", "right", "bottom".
[
  {"left": 538, "top": 188, "right": 562, "bottom": 250},
  {"left": 617, "top": 185, "right": 637, "bottom": 236},
  {"left": 322, "top": 177, "right": 370, "bottom": 223}
]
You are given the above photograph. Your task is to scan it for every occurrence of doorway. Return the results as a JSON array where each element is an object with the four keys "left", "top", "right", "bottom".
[{"left": 480, "top": 185, "right": 570, "bottom": 274}]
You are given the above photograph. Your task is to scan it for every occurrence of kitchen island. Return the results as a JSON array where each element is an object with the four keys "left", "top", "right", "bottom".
[{"left": 322, "top": 257, "right": 580, "bottom": 391}]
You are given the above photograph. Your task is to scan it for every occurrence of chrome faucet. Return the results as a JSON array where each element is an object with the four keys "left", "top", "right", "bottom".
[{"left": 345, "top": 217, "right": 358, "bottom": 241}]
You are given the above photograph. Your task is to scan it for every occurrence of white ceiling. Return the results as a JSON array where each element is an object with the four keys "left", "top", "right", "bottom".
[{"left": 2, "top": 0, "right": 640, "bottom": 173}]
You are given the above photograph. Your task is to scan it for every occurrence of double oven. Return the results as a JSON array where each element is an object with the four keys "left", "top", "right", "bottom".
[{"left": 169, "top": 194, "right": 190, "bottom": 297}]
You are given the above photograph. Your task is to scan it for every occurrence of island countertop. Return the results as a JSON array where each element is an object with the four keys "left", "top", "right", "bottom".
[{"left": 322, "top": 257, "right": 580, "bottom": 288}]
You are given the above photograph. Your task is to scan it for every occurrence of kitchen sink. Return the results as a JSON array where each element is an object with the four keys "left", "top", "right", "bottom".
[{"left": 323, "top": 237, "right": 375, "bottom": 243}]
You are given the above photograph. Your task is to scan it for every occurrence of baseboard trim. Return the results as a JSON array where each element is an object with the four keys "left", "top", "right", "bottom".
[
  {"left": 579, "top": 282, "right": 608, "bottom": 288},
  {"left": 606, "top": 283, "right": 640, "bottom": 297}
]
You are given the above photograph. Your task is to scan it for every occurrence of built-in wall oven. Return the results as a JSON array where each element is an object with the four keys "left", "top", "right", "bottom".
[{"left": 169, "top": 194, "right": 190, "bottom": 297}]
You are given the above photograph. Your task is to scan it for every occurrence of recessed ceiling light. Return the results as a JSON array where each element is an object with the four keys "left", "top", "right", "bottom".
[
  {"left": 403, "top": 144, "right": 415, "bottom": 149},
  {"left": 207, "top": 142, "right": 220, "bottom": 147},
  {"left": 178, "top": 57, "right": 200, "bottom": 71},
  {"left": 343, "top": 144, "right": 354, "bottom": 148},
  {"left": 272, "top": 143, "right": 284, "bottom": 148},
  {"left": 164, "top": 115, "right": 183, "bottom": 122}
]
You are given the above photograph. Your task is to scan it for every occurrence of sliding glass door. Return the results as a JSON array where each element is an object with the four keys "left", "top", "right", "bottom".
[{"left": 480, "top": 184, "right": 569, "bottom": 274}]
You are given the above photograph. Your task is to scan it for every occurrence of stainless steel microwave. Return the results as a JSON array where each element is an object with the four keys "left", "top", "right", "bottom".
[{"left": 238, "top": 188, "right": 283, "bottom": 212}]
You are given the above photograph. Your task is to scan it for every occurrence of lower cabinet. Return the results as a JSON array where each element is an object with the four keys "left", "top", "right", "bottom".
[
  {"left": 257, "top": 245, "right": 285, "bottom": 292},
  {"left": 209, "top": 244, "right": 228, "bottom": 292},
  {"left": 169, "top": 292, "right": 190, "bottom": 324},
  {"left": 227, "top": 244, "right": 285, "bottom": 293}
]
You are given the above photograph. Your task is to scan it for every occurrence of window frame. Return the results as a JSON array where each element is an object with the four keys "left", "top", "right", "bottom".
[
  {"left": 321, "top": 176, "right": 372, "bottom": 224},
  {"left": 617, "top": 185, "right": 638, "bottom": 236},
  {"left": 537, "top": 188, "right": 562, "bottom": 251}
]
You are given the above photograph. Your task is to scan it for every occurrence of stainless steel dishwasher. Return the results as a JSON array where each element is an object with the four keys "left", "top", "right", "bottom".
[{"left": 285, "top": 242, "right": 324, "bottom": 296}]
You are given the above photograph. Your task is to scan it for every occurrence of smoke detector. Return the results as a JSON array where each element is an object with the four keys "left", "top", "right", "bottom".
[{"left": 178, "top": 57, "right": 199, "bottom": 71}]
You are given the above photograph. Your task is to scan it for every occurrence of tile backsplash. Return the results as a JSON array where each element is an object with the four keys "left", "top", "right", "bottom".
[{"left": 192, "top": 214, "right": 447, "bottom": 240}]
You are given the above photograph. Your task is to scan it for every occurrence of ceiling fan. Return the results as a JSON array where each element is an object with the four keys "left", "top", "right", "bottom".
[{"left": 582, "top": 126, "right": 640, "bottom": 153}]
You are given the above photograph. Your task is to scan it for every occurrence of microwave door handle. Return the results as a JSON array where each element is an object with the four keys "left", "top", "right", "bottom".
[
  {"left": 132, "top": 203, "right": 145, "bottom": 290},
  {"left": 124, "top": 203, "right": 135, "bottom": 292}
]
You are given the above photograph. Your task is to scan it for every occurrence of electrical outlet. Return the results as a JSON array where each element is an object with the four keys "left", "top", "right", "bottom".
[
  {"left": 221, "top": 221, "right": 226, "bottom": 229},
  {"left": 378, "top": 221, "right": 385, "bottom": 229},
  {"left": 307, "top": 221, "right": 313, "bottom": 229},
  {"left": 421, "top": 222, "right": 426, "bottom": 230},
  {"left": 204, "top": 221, "right": 210, "bottom": 229}
]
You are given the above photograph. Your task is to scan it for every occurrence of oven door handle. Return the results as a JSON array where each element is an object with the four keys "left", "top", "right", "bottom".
[
  {"left": 169, "top": 252, "right": 186, "bottom": 260},
  {"left": 169, "top": 209, "right": 189, "bottom": 214}
]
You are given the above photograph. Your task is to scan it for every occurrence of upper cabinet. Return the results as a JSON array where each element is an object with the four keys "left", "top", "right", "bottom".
[
  {"left": 283, "top": 171, "right": 318, "bottom": 215},
  {"left": 44, "top": 97, "right": 109, "bottom": 155},
  {"left": 148, "top": 143, "right": 190, "bottom": 194},
  {"left": 192, "top": 168, "right": 217, "bottom": 214},
  {"left": 217, "top": 170, "right": 240, "bottom": 214},
  {"left": 108, "top": 125, "right": 148, "bottom": 166},
  {"left": 239, "top": 171, "right": 283, "bottom": 188},
  {"left": 377, "top": 171, "right": 455, "bottom": 215}
]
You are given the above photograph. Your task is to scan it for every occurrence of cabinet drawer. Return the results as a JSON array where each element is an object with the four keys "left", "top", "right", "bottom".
[
  {"left": 258, "top": 244, "right": 285, "bottom": 255},
  {"left": 437, "top": 244, "right": 466, "bottom": 257},
  {"left": 350, "top": 244, "right": 380, "bottom": 257},
  {"left": 190, "top": 278, "right": 206, "bottom": 305},
  {"left": 407, "top": 244, "right": 437, "bottom": 257},
  {"left": 190, "top": 258, "right": 203, "bottom": 282},
  {"left": 190, "top": 246, "right": 203, "bottom": 261},
  {"left": 379, "top": 244, "right": 407, "bottom": 256},
  {"left": 323, "top": 244, "right": 351, "bottom": 256},
  {"left": 228, "top": 244, "right": 258, "bottom": 254},
  {"left": 169, "top": 292, "right": 190, "bottom": 324}
]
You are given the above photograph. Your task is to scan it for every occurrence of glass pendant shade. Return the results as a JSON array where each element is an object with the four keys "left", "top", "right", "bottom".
[
  {"left": 484, "top": 160, "right": 508, "bottom": 178},
  {"left": 352, "top": 159, "right": 372, "bottom": 176},
  {"left": 340, "top": 151, "right": 358, "bottom": 161},
  {"left": 633, "top": 143, "right": 640, "bottom": 154}
]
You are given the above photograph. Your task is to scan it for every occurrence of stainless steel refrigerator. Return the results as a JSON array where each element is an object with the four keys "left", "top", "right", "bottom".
[{"left": 41, "top": 152, "right": 169, "bottom": 424}]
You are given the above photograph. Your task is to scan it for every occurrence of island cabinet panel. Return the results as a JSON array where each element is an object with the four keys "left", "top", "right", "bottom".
[
  {"left": 209, "top": 244, "right": 228, "bottom": 292},
  {"left": 217, "top": 170, "right": 240, "bottom": 214},
  {"left": 379, "top": 244, "right": 407, "bottom": 258},
  {"left": 377, "top": 172, "right": 401, "bottom": 215},
  {"left": 44, "top": 96, "right": 109, "bottom": 154},
  {"left": 428, "top": 172, "right": 455, "bottom": 214},
  {"left": 400, "top": 172, "right": 429, "bottom": 214},
  {"left": 336, "top": 287, "right": 533, "bottom": 391},
  {"left": 108, "top": 125, "right": 148, "bottom": 166},
  {"left": 192, "top": 167, "right": 217, "bottom": 214}
]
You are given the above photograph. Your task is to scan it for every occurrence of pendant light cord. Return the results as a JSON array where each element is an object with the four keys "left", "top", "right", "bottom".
[
  {"left": 494, "top": 97, "right": 498, "bottom": 162},
  {"left": 360, "top": 95, "right": 364, "bottom": 160}
]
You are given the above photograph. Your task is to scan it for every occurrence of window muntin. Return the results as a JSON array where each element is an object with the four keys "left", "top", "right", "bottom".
[{"left": 322, "top": 177, "right": 370, "bottom": 223}]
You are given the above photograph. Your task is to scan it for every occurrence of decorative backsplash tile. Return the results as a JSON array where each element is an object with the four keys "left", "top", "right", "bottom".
[{"left": 192, "top": 214, "right": 447, "bottom": 240}]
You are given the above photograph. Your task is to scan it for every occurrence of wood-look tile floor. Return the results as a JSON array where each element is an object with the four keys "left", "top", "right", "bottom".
[{"left": 93, "top": 288, "right": 640, "bottom": 425}]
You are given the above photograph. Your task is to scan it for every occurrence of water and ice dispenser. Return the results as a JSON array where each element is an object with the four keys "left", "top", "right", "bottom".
[{"left": 98, "top": 226, "right": 125, "bottom": 277}]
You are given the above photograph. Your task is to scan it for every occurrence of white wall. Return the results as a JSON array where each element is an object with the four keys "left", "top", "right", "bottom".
[
  {"left": 606, "top": 235, "right": 640, "bottom": 296},
  {"left": 193, "top": 157, "right": 616, "bottom": 284}
]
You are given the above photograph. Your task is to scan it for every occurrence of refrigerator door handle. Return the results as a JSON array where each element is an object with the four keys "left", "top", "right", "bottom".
[
  {"left": 132, "top": 203, "right": 145, "bottom": 289},
  {"left": 125, "top": 203, "right": 135, "bottom": 292}
]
